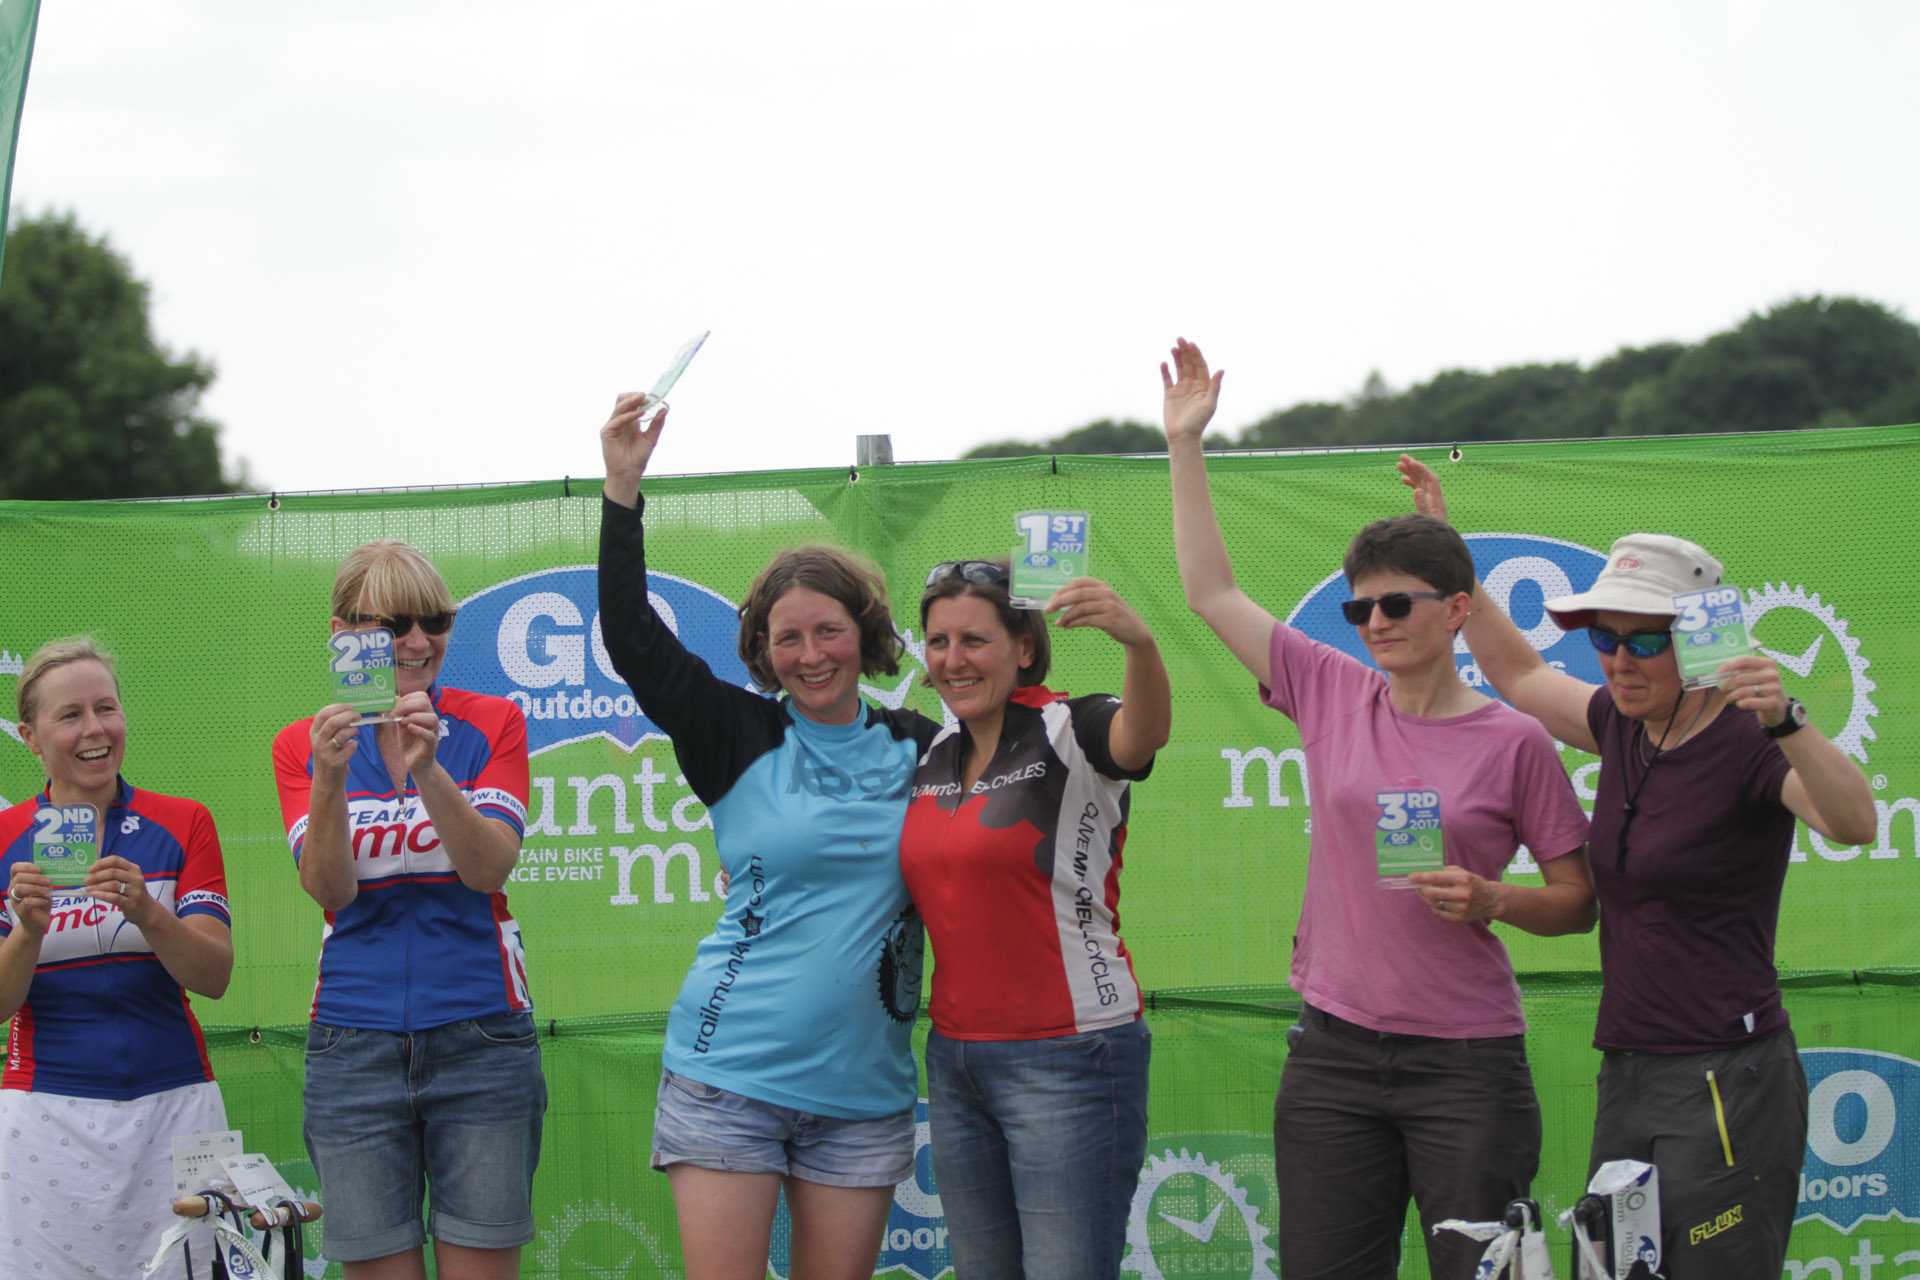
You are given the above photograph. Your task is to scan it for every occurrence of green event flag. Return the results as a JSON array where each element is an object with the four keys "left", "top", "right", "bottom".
[{"left": 0, "top": 0, "right": 42, "bottom": 283}]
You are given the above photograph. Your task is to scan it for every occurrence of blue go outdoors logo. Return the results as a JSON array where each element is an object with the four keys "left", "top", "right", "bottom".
[
  {"left": 771, "top": 1099, "right": 949, "bottom": 1280},
  {"left": 1286, "top": 533, "right": 1611, "bottom": 693},
  {"left": 440, "top": 566, "right": 754, "bottom": 757},
  {"left": 1797, "top": 1048, "right": 1920, "bottom": 1231}
]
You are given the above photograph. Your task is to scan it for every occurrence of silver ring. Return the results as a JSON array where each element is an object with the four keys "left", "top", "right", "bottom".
[{"left": 117, "top": 881, "right": 126, "bottom": 895}]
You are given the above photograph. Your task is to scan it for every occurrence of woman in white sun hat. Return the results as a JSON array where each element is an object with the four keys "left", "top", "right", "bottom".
[{"left": 1398, "top": 455, "right": 1875, "bottom": 1280}]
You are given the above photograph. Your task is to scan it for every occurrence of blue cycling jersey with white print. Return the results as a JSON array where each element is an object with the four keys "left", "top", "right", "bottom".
[
  {"left": 272, "top": 686, "right": 533, "bottom": 1032},
  {"left": 599, "top": 495, "right": 936, "bottom": 1120},
  {"left": 0, "top": 779, "right": 232, "bottom": 1100}
]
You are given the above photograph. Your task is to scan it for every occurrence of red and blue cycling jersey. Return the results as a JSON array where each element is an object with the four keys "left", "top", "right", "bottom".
[
  {"left": 0, "top": 779, "right": 232, "bottom": 1100},
  {"left": 272, "top": 685, "right": 533, "bottom": 1032}
]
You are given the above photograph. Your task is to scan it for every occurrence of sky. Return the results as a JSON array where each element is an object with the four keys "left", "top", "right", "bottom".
[{"left": 9, "top": 0, "right": 1920, "bottom": 492}]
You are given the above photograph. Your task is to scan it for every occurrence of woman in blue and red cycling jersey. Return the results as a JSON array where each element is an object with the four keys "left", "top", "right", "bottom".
[
  {"left": 0, "top": 637, "right": 234, "bottom": 1277},
  {"left": 274, "top": 540, "right": 540, "bottom": 1280}
]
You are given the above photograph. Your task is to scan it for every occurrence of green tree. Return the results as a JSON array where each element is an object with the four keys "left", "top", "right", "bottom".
[
  {"left": 0, "top": 212, "right": 245, "bottom": 498},
  {"left": 962, "top": 418, "right": 1227, "bottom": 459}
]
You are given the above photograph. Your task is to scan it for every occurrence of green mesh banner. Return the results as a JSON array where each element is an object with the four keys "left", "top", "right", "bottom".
[{"left": 4, "top": 424, "right": 1917, "bottom": 1275}]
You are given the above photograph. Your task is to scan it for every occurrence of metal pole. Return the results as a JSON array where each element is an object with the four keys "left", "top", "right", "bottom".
[{"left": 855, "top": 435, "right": 894, "bottom": 467}]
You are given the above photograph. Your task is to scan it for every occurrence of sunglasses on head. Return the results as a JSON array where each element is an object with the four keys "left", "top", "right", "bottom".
[
  {"left": 1339, "top": 591, "right": 1448, "bottom": 625},
  {"left": 345, "top": 611, "right": 457, "bottom": 638},
  {"left": 924, "top": 561, "right": 1008, "bottom": 590},
  {"left": 1586, "top": 626, "right": 1672, "bottom": 659}
]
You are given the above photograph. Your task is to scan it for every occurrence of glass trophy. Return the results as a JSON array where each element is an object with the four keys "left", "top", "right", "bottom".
[
  {"left": 1010, "top": 511, "right": 1090, "bottom": 610},
  {"left": 31, "top": 802, "right": 98, "bottom": 886},
  {"left": 638, "top": 330, "right": 710, "bottom": 422},
  {"left": 329, "top": 627, "right": 401, "bottom": 724},
  {"left": 1672, "top": 585, "right": 1753, "bottom": 690}
]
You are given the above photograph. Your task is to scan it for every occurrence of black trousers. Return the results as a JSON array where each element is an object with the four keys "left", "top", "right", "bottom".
[
  {"left": 1273, "top": 1003, "right": 1543, "bottom": 1280},
  {"left": 1590, "top": 1030, "right": 1807, "bottom": 1279}
]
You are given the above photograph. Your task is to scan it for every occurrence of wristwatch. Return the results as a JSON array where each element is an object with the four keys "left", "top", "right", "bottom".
[{"left": 1764, "top": 697, "right": 1809, "bottom": 739}]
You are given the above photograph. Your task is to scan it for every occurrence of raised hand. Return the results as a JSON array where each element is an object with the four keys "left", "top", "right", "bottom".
[
  {"left": 1396, "top": 454, "right": 1451, "bottom": 523},
  {"left": 1045, "top": 579, "right": 1153, "bottom": 648},
  {"left": 1161, "top": 338, "right": 1223, "bottom": 445},
  {"left": 601, "top": 392, "right": 670, "bottom": 505}
]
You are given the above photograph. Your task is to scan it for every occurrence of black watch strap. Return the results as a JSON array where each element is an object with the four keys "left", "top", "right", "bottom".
[{"left": 1764, "top": 697, "right": 1808, "bottom": 739}]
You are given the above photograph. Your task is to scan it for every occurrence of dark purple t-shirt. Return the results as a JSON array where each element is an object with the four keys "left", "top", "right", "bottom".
[{"left": 1586, "top": 686, "right": 1795, "bottom": 1053}]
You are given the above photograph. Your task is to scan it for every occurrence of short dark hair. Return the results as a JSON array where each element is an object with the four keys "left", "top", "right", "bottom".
[
  {"left": 919, "top": 559, "right": 1051, "bottom": 687},
  {"left": 1343, "top": 513, "right": 1475, "bottom": 598},
  {"left": 738, "top": 545, "right": 903, "bottom": 692}
]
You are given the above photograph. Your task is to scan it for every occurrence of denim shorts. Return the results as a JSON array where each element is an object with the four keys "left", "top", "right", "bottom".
[
  {"left": 650, "top": 1068, "right": 914, "bottom": 1188},
  {"left": 303, "top": 1012, "right": 548, "bottom": 1262}
]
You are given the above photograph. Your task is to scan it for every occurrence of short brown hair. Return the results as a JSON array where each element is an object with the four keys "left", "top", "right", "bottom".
[
  {"left": 17, "top": 637, "right": 119, "bottom": 726},
  {"left": 1343, "top": 514, "right": 1475, "bottom": 599},
  {"left": 918, "top": 560, "right": 1051, "bottom": 688},
  {"left": 331, "top": 540, "right": 456, "bottom": 622},
  {"left": 738, "top": 545, "right": 903, "bottom": 692}
]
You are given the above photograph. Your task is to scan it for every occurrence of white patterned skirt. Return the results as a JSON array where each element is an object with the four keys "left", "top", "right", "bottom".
[{"left": 0, "top": 1081, "right": 228, "bottom": 1278}]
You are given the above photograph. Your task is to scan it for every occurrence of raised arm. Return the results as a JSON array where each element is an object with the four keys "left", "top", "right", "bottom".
[
  {"left": 1162, "top": 339, "right": 1278, "bottom": 686},
  {"left": 1046, "top": 579, "right": 1171, "bottom": 772},
  {"left": 1396, "top": 454, "right": 1599, "bottom": 752},
  {"left": 1717, "top": 653, "right": 1877, "bottom": 846}
]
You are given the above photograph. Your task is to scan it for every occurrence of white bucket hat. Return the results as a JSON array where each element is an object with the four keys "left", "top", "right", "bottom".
[{"left": 1543, "top": 533, "right": 1725, "bottom": 631}]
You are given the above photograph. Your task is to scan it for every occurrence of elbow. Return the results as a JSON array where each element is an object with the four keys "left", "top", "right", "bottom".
[
  {"left": 196, "top": 967, "right": 234, "bottom": 1001},
  {"left": 1829, "top": 812, "right": 1878, "bottom": 849},
  {"left": 304, "top": 882, "right": 357, "bottom": 913}
]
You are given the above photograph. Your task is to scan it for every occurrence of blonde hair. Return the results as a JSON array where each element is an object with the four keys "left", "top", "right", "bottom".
[
  {"left": 331, "top": 540, "right": 456, "bottom": 621},
  {"left": 17, "top": 637, "right": 120, "bottom": 725}
]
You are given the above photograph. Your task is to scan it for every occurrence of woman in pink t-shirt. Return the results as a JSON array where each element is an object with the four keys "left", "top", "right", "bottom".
[{"left": 1164, "top": 339, "right": 1596, "bottom": 1280}]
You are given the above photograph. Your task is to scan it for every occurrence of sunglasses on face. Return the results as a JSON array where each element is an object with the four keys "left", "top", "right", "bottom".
[
  {"left": 1586, "top": 626, "right": 1672, "bottom": 659},
  {"left": 345, "top": 611, "right": 457, "bottom": 638},
  {"left": 924, "top": 561, "right": 1009, "bottom": 590},
  {"left": 1339, "top": 591, "right": 1449, "bottom": 625}
]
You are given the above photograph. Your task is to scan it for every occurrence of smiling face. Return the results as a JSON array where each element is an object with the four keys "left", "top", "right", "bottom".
[
  {"left": 20, "top": 659, "right": 126, "bottom": 805},
  {"left": 924, "top": 594, "right": 1034, "bottom": 730},
  {"left": 765, "top": 586, "right": 866, "bottom": 725},
  {"left": 1593, "top": 608, "right": 1684, "bottom": 722},
  {"left": 1347, "top": 570, "right": 1463, "bottom": 677}
]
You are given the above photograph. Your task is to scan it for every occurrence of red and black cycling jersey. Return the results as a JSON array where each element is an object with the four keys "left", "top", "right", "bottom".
[{"left": 902, "top": 687, "right": 1152, "bottom": 1041}]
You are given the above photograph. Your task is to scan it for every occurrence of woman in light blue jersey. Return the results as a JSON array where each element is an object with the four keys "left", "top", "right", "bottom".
[{"left": 596, "top": 393, "right": 939, "bottom": 1280}]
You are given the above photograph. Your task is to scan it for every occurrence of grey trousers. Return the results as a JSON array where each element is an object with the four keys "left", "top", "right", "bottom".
[
  {"left": 1590, "top": 1030, "right": 1807, "bottom": 1279},
  {"left": 1273, "top": 1003, "right": 1543, "bottom": 1280}
]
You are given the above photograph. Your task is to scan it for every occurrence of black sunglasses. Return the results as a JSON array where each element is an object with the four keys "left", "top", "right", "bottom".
[
  {"left": 924, "top": 561, "right": 1009, "bottom": 590},
  {"left": 1587, "top": 626, "right": 1672, "bottom": 659},
  {"left": 1339, "top": 591, "right": 1448, "bottom": 625},
  {"left": 345, "top": 611, "right": 457, "bottom": 637}
]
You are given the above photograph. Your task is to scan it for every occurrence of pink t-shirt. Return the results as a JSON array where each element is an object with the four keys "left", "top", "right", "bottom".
[{"left": 1261, "top": 624, "right": 1590, "bottom": 1037}]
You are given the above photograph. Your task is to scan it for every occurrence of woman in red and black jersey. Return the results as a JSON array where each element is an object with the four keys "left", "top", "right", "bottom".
[{"left": 901, "top": 560, "right": 1171, "bottom": 1280}]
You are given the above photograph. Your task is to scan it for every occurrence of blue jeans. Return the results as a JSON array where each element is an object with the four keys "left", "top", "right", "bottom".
[
  {"left": 302, "top": 1012, "right": 547, "bottom": 1262},
  {"left": 926, "top": 1020, "right": 1151, "bottom": 1280},
  {"left": 650, "top": 1068, "right": 915, "bottom": 1187}
]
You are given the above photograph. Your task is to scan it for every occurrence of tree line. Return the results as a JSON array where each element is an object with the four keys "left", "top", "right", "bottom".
[
  {"left": 6, "top": 213, "right": 1920, "bottom": 497},
  {"left": 964, "top": 297, "right": 1920, "bottom": 459}
]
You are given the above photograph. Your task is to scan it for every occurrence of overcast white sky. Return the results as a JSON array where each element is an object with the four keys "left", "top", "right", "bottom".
[{"left": 10, "top": 1, "right": 1920, "bottom": 492}]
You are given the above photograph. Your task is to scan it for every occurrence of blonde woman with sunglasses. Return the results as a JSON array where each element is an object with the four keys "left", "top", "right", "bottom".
[
  {"left": 1164, "top": 340, "right": 1596, "bottom": 1280},
  {"left": 1397, "top": 455, "right": 1875, "bottom": 1280},
  {"left": 272, "top": 541, "right": 542, "bottom": 1280}
]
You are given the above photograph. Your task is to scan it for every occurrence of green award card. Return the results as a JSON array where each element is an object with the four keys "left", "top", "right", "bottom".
[
  {"left": 1673, "top": 585, "right": 1753, "bottom": 690},
  {"left": 329, "top": 627, "right": 399, "bottom": 723},
  {"left": 32, "top": 803, "right": 98, "bottom": 886},
  {"left": 640, "top": 330, "right": 709, "bottom": 422},
  {"left": 1374, "top": 789, "right": 1444, "bottom": 881},
  {"left": 1010, "top": 511, "right": 1089, "bottom": 610}
]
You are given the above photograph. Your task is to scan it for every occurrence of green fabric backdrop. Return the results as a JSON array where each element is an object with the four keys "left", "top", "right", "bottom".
[{"left": 4, "top": 425, "right": 1916, "bottom": 1276}]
